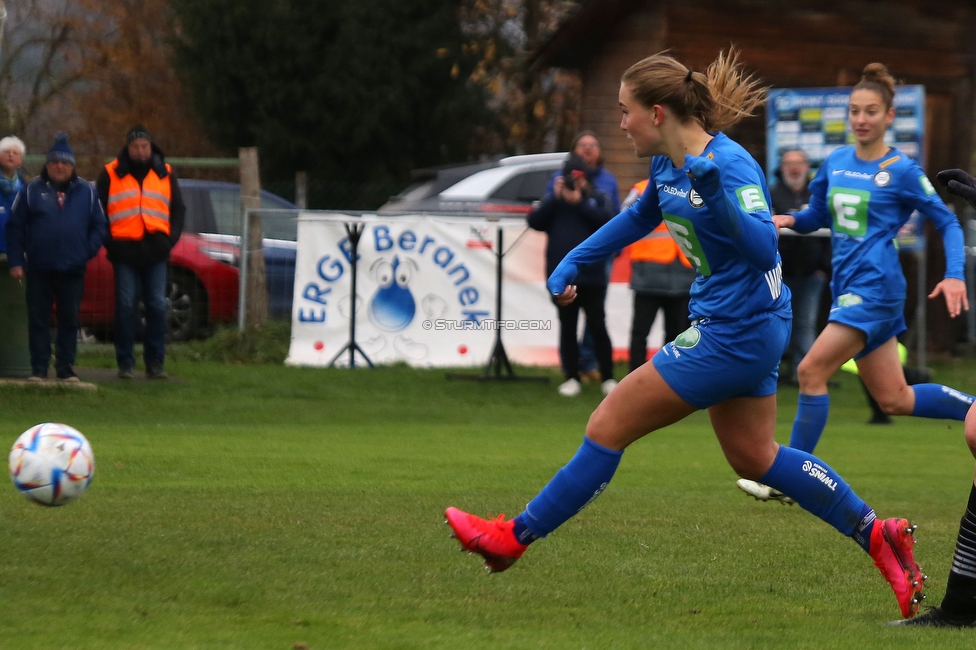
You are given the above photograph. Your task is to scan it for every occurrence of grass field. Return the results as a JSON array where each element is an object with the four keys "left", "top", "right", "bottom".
[{"left": 2, "top": 344, "right": 976, "bottom": 649}]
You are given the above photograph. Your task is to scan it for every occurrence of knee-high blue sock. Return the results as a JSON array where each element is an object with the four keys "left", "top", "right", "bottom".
[
  {"left": 760, "top": 445, "right": 876, "bottom": 552},
  {"left": 512, "top": 437, "right": 623, "bottom": 544},
  {"left": 788, "top": 393, "right": 830, "bottom": 453},
  {"left": 911, "top": 384, "right": 975, "bottom": 421}
]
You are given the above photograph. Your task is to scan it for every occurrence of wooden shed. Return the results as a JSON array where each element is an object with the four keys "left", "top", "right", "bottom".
[{"left": 536, "top": 0, "right": 976, "bottom": 353}]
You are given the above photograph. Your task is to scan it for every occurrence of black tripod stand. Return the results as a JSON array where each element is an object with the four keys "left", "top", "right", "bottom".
[
  {"left": 447, "top": 223, "right": 548, "bottom": 383},
  {"left": 328, "top": 221, "right": 374, "bottom": 369}
]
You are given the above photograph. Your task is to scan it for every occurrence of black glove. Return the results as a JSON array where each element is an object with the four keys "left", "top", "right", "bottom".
[{"left": 936, "top": 168, "right": 976, "bottom": 209}]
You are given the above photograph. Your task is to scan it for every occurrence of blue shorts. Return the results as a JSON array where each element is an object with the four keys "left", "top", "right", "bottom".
[
  {"left": 828, "top": 294, "right": 906, "bottom": 359},
  {"left": 652, "top": 312, "right": 791, "bottom": 409}
]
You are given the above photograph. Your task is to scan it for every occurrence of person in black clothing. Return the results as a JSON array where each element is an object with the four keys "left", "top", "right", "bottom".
[
  {"left": 96, "top": 125, "right": 185, "bottom": 379},
  {"left": 528, "top": 154, "right": 616, "bottom": 397},
  {"left": 771, "top": 149, "right": 831, "bottom": 384}
]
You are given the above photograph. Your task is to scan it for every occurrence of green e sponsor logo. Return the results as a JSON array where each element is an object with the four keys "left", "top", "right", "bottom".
[
  {"left": 663, "top": 212, "right": 710, "bottom": 276},
  {"left": 736, "top": 185, "right": 769, "bottom": 212},
  {"left": 920, "top": 175, "right": 936, "bottom": 196},
  {"left": 829, "top": 187, "right": 870, "bottom": 236}
]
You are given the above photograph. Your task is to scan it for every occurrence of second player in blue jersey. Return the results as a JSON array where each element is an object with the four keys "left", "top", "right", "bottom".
[{"left": 738, "top": 64, "right": 973, "bottom": 489}]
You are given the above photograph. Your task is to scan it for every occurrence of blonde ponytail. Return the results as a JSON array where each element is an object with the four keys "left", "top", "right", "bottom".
[{"left": 621, "top": 46, "right": 767, "bottom": 132}]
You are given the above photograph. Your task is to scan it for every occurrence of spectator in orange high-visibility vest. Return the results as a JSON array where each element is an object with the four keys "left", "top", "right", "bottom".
[{"left": 96, "top": 125, "right": 185, "bottom": 380}]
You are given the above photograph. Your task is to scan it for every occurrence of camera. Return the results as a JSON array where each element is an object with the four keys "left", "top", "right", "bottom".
[{"left": 562, "top": 154, "right": 588, "bottom": 194}]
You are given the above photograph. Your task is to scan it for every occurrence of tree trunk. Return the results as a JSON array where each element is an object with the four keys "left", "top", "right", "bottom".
[{"left": 240, "top": 146, "right": 268, "bottom": 327}]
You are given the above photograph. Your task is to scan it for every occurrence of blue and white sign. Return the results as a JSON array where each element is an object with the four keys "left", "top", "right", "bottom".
[
  {"left": 766, "top": 85, "right": 926, "bottom": 183},
  {"left": 286, "top": 214, "right": 639, "bottom": 368}
]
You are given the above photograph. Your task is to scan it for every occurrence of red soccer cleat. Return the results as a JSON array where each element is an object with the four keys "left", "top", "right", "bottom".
[
  {"left": 870, "top": 518, "right": 926, "bottom": 618},
  {"left": 445, "top": 506, "right": 529, "bottom": 573}
]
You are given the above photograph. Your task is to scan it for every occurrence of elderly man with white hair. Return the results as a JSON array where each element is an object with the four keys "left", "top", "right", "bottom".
[{"left": 0, "top": 135, "right": 25, "bottom": 255}]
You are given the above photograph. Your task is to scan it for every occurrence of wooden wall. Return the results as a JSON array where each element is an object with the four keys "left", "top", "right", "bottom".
[
  {"left": 579, "top": 0, "right": 976, "bottom": 192},
  {"left": 578, "top": 4, "right": 667, "bottom": 196},
  {"left": 571, "top": 0, "right": 976, "bottom": 353}
]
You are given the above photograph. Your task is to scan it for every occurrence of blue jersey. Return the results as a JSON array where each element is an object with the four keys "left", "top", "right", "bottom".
[
  {"left": 649, "top": 134, "right": 790, "bottom": 320},
  {"left": 792, "top": 146, "right": 965, "bottom": 305},
  {"left": 548, "top": 132, "right": 790, "bottom": 322}
]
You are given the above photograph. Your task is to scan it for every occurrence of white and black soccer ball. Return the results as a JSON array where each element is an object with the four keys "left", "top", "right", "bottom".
[{"left": 9, "top": 423, "right": 95, "bottom": 506}]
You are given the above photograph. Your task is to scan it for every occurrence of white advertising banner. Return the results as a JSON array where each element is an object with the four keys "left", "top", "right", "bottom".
[{"left": 286, "top": 214, "right": 657, "bottom": 368}]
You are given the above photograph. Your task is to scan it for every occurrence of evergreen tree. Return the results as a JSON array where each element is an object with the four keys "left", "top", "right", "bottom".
[{"left": 170, "top": 0, "right": 486, "bottom": 191}]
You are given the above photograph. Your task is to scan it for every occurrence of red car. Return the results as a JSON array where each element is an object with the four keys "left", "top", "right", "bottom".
[
  {"left": 79, "top": 180, "right": 298, "bottom": 341},
  {"left": 80, "top": 233, "right": 241, "bottom": 341}
]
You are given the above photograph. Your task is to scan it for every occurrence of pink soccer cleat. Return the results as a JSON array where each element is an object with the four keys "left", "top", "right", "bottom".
[
  {"left": 445, "top": 507, "right": 528, "bottom": 573},
  {"left": 870, "top": 518, "right": 926, "bottom": 618}
]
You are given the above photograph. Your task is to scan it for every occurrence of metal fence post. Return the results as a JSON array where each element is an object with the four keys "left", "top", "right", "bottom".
[{"left": 238, "top": 207, "right": 250, "bottom": 333}]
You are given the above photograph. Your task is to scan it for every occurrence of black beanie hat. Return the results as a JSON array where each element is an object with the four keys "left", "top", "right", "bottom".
[{"left": 126, "top": 125, "right": 152, "bottom": 144}]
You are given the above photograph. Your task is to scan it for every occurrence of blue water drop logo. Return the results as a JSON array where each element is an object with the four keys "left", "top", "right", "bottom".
[{"left": 368, "top": 256, "right": 417, "bottom": 332}]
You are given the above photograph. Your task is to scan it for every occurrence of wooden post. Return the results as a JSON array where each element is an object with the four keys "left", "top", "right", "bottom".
[
  {"left": 295, "top": 171, "right": 308, "bottom": 209},
  {"left": 239, "top": 147, "right": 268, "bottom": 327}
]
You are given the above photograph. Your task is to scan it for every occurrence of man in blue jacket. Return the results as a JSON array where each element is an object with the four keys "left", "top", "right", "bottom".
[{"left": 5, "top": 132, "right": 107, "bottom": 382}]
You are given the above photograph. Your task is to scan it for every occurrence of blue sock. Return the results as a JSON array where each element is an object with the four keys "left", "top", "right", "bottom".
[
  {"left": 911, "top": 384, "right": 975, "bottom": 421},
  {"left": 788, "top": 393, "right": 830, "bottom": 453},
  {"left": 760, "top": 445, "right": 876, "bottom": 552},
  {"left": 512, "top": 437, "right": 623, "bottom": 544}
]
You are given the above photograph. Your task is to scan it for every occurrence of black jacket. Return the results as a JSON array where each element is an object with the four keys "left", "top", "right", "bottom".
[
  {"left": 771, "top": 170, "right": 831, "bottom": 278},
  {"left": 527, "top": 187, "right": 615, "bottom": 286},
  {"left": 95, "top": 143, "right": 186, "bottom": 268}
]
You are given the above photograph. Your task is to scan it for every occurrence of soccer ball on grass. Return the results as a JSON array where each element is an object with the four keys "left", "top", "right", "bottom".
[{"left": 9, "top": 423, "right": 95, "bottom": 506}]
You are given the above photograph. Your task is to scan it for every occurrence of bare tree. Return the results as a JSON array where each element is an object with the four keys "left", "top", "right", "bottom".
[
  {"left": 0, "top": 0, "right": 216, "bottom": 174},
  {"left": 63, "top": 0, "right": 218, "bottom": 164},
  {"left": 0, "top": 0, "right": 85, "bottom": 138}
]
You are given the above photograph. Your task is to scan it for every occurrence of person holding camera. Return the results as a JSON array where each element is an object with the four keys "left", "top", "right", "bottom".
[
  {"left": 528, "top": 154, "right": 617, "bottom": 397},
  {"left": 567, "top": 132, "right": 620, "bottom": 384}
]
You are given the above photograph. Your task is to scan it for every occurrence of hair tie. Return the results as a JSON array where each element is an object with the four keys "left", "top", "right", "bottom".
[{"left": 685, "top": 69, "right": 694, "bottom": 82}]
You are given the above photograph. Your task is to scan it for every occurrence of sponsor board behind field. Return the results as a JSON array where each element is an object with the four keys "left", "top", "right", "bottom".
[{"left": 287, "top": 214, "right": 655, "bottom": 368}]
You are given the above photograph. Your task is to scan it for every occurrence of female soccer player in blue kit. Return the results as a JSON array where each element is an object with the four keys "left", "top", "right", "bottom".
[
  {"left": 446, "top": 50, "right": 926, "bottom": 620},
  {"left": 738, "top": 64, "right": 975, "bottom": 508}
]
